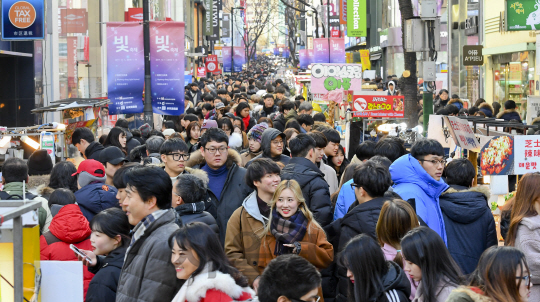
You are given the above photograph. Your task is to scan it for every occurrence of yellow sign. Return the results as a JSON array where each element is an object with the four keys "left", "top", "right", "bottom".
[{"left": 359, "top": 50, "right": 371, "bottom": 70}]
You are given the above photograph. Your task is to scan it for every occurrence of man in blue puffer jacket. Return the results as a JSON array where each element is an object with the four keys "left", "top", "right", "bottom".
[
  {"left": 73, "top": 159, "right": 119, "bottom": 222},
  {"left": 389, "top": 139, "right": 449, "bottom": 244}
]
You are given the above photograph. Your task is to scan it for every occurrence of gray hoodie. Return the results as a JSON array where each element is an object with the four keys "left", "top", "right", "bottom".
[{"left": 245, "top": 128, "right": 290, "bottom": 168}]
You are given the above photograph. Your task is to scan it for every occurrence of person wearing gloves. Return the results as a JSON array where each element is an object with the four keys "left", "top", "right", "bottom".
[
  {"left": 245, "top": 128, "right": 290, "bottom": 168},
  {"left": 240, "top": 123, "right": 268, "bottom": 167}
]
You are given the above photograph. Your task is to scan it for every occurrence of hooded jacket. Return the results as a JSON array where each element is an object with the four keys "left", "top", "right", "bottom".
[
  {"left": 273, "top": 109, "right": 298, "bottom": 132},
  {"left": 175, "top": 201, "right": 219, "bottom": 234},
  {"left": 319, "top": 162, "right": 339, "bottom": 195},
  {"left": 433, "top": 97, "right": 449, "bottom": 114},
  {"left": 382, "top": 244, "right": 418, "bottom": 300},
  {"left": 225, "top": 190, "right": 268, "bottom": 285},
  {"left": 254, "top": 104, "right": 279, "bottom": 121},
  {"left": 413, "top": 279, "right": 457, "bottom": 302},
  {"left": 513, "top": 215, "right": 540, "bottom": 301},
  {"left": 387, "top": 81, "right": 397, "bottom": 96},
  {"left": 448, "top": 99, "right": 464, "bottom": 111},
  {"left": 86, "top": 246, "right": 127, "bottom": 302},
  {"left": 528, "top": 116, "right": 540, "bottom": 135},
  {"left": 281, "top": 157, "right": 333, "bottom": 227},
  {"left": 186, "top": 148, "right": 253, "bottom": 244},
  {"left": 390, "top": 154, "right": 449, "bottom": 244},
  {"left": 381, "top": 261, "right": 413, "bottom": 302},
  {"left": 40, "top": 204, "right": 95, "bottom": 298},
  {"left": 439, "top": 185, "right": 498, "bottom": 275},
  {"left": 245, "top": 128, "right": 290, "bottom": 168},
  {"left": 478, "top": 103, "right": 494, "bottom": 118},
  {"left": 119, "top": 127, "right": 141, "bottom": 154},
  {"left": 496, "top": 108, "right": 522, "bottom": 122},
  {"left": 74, "top": 182, "right": 118, "bottom": 222},
  {"left": 27, "top": 174, "right": 50, "bottom": 196},
  {"left": 84, "top": 141, "right": 105, "bottom": 161},
  {"left": 333, "top": 179, "right": 356, "bottom": 221}
]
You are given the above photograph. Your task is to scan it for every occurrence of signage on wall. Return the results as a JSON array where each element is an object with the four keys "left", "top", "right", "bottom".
[
  {"left": 346, "top": 0, "right": 366, "bottom": 37},
  {"left": 2, "top": 0, "right": 45, "bottom": 40},
  {"left": 463, "top": 45, "right": 483, "bottom": 66},
  {"left": 464, "top": 16, "right": 478, "bottom": 35},
  {"left": 507, "top": 0, "right": 540, "bottom": 31}
]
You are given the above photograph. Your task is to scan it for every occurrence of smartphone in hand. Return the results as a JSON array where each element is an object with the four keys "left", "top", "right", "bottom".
[{"left": 70, "top": 244, "right": 93, "bottom": 264}]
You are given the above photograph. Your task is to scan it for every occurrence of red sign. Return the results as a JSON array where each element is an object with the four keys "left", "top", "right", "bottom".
[
  {"left": 340, "top": 0, "right": 347, "bottom": 24},
  {"left": 331, "top": 29, "right": 340, "bottom": 37},
  {"left": 352, "top": 95, "right": 404, "bottom": 118},
  {"left": 126, "top": 8, "right": 143, "bottom": 21},
  {"left": 84, "top": 36, "right": 90, "bottom": 62},
  {"left": 197, "top": 67, "right": 206, "bottom": 78},
  {"left": 60, "top": 8, "right": 88, "bottom": 34},
  {"left": 206, "top": 55, "right": 219, "bottom": 73}
]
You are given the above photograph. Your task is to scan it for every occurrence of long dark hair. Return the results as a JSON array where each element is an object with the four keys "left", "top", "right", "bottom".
[
  {"left": 339, "top": 234, "right": 389, "bottom": 302},
  {"left": 506, "top": 173, "right": 540, "bottom": 246},
  {"left": 90, "top": 207, "right": 131, "bottom": 247},
  {"left": 168, "top": 222, "right": 248, "bottom": 287},
  {"left": 401, "top": 227, "right": 462, "bottom": 302},
  {"left": 103, "top": 127, "right": 127, "bottom": 154},
  {"left": 48, "top": 161, "right": 78, "bottom": 192},
  {"left": 469, "top": 246, "right": 530, "bottom": 302}
]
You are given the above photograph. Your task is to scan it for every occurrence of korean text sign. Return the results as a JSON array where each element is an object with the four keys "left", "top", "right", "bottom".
[
  {"left": 514, "top": 135, "right": 540, "bottom": 173},
  {"left": 149, "top": 21, "right": 185, "bottom": 115},
  {"left": 311, "top": 64, "right": 363, "bottom": 99},
  {"left": 444, "top": 116, "right": 481, "bottom": 152},
  {"left": 507, "top": 0, "right": 540, "bottom": 31},
  {"left": 329, "top": 38, "right": 345, "bottom": 63},
  {"left": 222, "top": 47, "right": 232, "bottom": 72},
  {"left": 2, "top": 0, "right": 45, "bottom": 40},
  {"left": 106, "top": 22, "right": 144, "bottom": 115},
  {"left": 351, "top": 95, "right": 404, "bottom": 118},
  {"left": 346, "top": 0, "right": 366, "bottom": 37}
]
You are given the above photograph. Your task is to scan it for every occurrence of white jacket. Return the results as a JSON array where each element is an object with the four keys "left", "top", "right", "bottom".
[{"left": 320, "top": 162, "right": 339, "bottom": 195}]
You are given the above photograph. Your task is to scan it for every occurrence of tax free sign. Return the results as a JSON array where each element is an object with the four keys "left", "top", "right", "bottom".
[{"left": 346, "top": 0, "right": 366, "bottom": 37}]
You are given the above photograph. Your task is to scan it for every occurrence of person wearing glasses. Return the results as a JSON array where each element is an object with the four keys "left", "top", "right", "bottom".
[
  {"left": 447, "top": 246, "right": 532, "bottom": 302},
  {"left": 159, "top": 139, "right": 193, "bottom": 184},
  {"left": 185, "top": 128, "right": 252, "bottom": 244},
  {"left": 334, "top": 161, "right": 395, "bottom": 302},
  {"left": 245, "top": 128, "right": 290, "bottom": 168},
  {"left": 389, "top": 139, "right": 450, "bottom": 244}
]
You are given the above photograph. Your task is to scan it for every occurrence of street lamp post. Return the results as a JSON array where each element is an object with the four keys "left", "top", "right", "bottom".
[{"left": 231, "top": 6, "right": 244, "bottom": 74}]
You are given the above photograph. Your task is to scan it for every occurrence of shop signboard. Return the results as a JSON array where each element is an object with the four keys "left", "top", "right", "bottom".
[
  {"left": 340, "top": 0, "right": 347, "bottom": 24},
  {"left": 346, "top": 0, "right": 366, "bottom": 37},
  {"left": 106, "top": 22, "right": 144, "bottom": 115},
  {"left": 329, "top": 38, "right": 345, "bottom": 63},
  {"left": 443, "top": 116, "right": 481, "bottom": 152},
  {"left": 463, "top": 45, "right": 483, "bottom": 66},
  {"left": 204, "top": 0, "right": 213, "bottom": 36},
  {"left": 313, "top": 38, "right": 330, "bottom": 63},
  {"left": 527, "top": 95, "right": 540, "bottom": 124},
  {"left": 507, "top": 0, "right": 540, "bottom": 31},
  {"left": 515, "top": 135, "right": 540, "bottom": 174},
  {"left": 464, "top": 16, "right": 478, "bottom": 36},
  {"left": 126, "top": 8, "right": 143, "bottom": 21},
  {"left": 311, "top": 64, "right": 362, "bottom": 100},
  {"left": 209, "top": 0, "right": 220, "bottom": 40},
  {"left": 60, "top": 8, "right": 87, "bottom": 34},
  {"left": 2, "top": 0, "right": 45, "bottom": 40},
  {"left": 351, "top": 94, "right": 404, "bottom": 118},
  {"left": 149, "top": 21, "right": 185, "bottom": 115},
  {"left": 359, "top": 49, "right": 370, "bottom": 70},
  {"left": 222, "top": 13, "right": 230, "bottom": 38}
]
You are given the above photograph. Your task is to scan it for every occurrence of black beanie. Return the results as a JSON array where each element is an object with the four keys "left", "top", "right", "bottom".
[{"left": 27, "top": 149, "right": 53, "bottom": 176}]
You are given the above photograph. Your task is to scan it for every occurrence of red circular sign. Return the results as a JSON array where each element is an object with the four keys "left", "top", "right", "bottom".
[
  {"left": 354, "top": 97, "right": 367, "bottom": 111},
  {"left": 9, "top": 1, "right": 36, "bottom": 29},
  {"left": 206, "top": 62, "right": 217, "bottom": 72}
]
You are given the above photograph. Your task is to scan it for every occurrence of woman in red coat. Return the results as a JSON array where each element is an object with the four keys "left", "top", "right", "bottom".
[{"left": 40, "top": 189, "right": 95, "bottom": 299}]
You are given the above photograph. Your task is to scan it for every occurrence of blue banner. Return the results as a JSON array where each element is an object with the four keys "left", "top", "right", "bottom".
[
  {"left": 233, "top": 46, "right": 244, "bottom": 72},
  {"left": 223, "top": 47, "right": 232, "bottom": 73},
  {"left": 184, "top": 74, "right": 192, "bottom": 86},
  {"left": 2, "top": 0, "right": 45, "bottom": 40}
]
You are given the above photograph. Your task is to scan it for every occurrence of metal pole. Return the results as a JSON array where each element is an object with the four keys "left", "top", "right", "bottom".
[
  {"left": 143, "top": 0, "right": 153, "bottom": 127},
  {"left": 13, "top": 216, "right": 23, "bottom": 302},
  {"left": 231, "top": 9, "right": 234, "bottom": 74},
  {"left": 423, "top": 86, "right": 434, "bottom": 133}
]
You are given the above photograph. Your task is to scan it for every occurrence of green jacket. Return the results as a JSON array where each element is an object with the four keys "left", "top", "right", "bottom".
[{"left": 2, "top": 182, "right": 52, "bottom": 234}]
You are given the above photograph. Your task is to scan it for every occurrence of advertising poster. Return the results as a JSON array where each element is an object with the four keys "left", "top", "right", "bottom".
[
  {"left": 222, "top": 47, "right": 232, "bottom": 72},
  {"left": 60, "top": 8, "right": 88, "bottom": 34},
  {"left": 311, "top": 63, "right": 363, "bottom": 100},
  {"left": 479, "top": 136, "right": 514, "bottom": 175},
  {"left": 274, "top": 47, "right": 280, "bottom": 55},
  {"left": 149, "top": 21, "right": 185, "bottom": 115},
  {"left": 443, "top": 116, "right": 481, "bottom": 152},
  {"left": 527, "top": 95, "right": 540, "bottom": 124},
  {"left": 233, "top": 46, "right": 245, "bottom": 72},
  {"left": 106, "top": 22, "right": 144, "bottom": 115},
  {"left": 359, "top": 49, "right": 371, "bottom": 70},
  {"left": 206, "top": 54, "right": 220, "bottom": 74},
  {"left": 299, "top": 49, "right": 309, "bottom": 69},
  {"left": 282, "top": 48, "right": 290, "bottom": 58},
  {"left": 307, "top": 49, "right": 314, "bottom": 65},
  {"left": 514, "top": 135, "right": 540, "bottom": 174},
  {"left": 2, "top": 0, "right": 45, "bottom": 40},
  {"left": 340, "top": 0, "right": 347, "bottom": 24},
  {"left": 346, "top": 0, "right": 366, "bottom": 37},
  {"left": 65, "top": 119, "right": 97, "bottom": 145},
  {"left": 507, "top": 0, "right": 540, "bottom": 31},
  {"left": 329, "top": 38, "right": 345, "bottom": 63},
  {"left": 351, "top": 95, "right": 404, "bottom": 118},
  {"left": 313, "top": 38, "right": 330, "bottom": 63}
]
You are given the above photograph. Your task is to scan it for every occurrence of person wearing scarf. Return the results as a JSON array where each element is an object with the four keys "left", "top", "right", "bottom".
[{"left": 235, "top": 102, "right": 256, "bottom": 132}]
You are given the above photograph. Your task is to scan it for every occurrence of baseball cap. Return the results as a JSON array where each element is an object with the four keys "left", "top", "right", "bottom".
[
  {"left": 215, "top": 102, "right": 225, "bottom": 110},
  {"left": 99, "top": 146, "right": 128, "bottom": 165},
  {"left": 201, "top": 120, "right": 218, "bottom": 129},
  {"left": 72, "top": 159, "right": 106, "bottom": 177}
]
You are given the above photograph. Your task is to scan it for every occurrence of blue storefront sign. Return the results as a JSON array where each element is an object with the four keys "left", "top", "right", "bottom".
[{"left": 2, "top": 0, "right": 45, "bottom": 40}]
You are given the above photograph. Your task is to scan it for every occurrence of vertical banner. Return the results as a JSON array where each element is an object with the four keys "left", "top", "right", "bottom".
[
  {"left": 209, "top": 0, "right": 220, "bottom": 40},
  {"left": 274, "top": 47, "right": 279, "bottom": 55},
  {"left": 149, "top": 21, "right": 185, "bottom": 115},
  {"left": 223, "top": 47, "right": 232, "bottom": 72},
  {"left": 222, "top": 13, "right": 231, "bottom": 38},
  {"left": 106, "top": 22, "right": 144, "bottom": 115},
  {"left": 233, "top": 46, "right": 245, "bottom": 72},
  {"left": 67, "top": 36, "right": 78, "bottom": 98},
  {"left": 204, "top": 0, "right": 213, "bottom": 36},
  {"left": 307, "top": 49, "right": 314, "bottom": 66},
  {"left": 206, "top": 54, "right": 220, "bottom": 73},
  {"left": 329, "top": 38, "right": 345, "bottom": 63},
  {"left": 299, "top": 49, "right": 308, "bottom": 69},
  {"left": 313, "top": 38, "right": 330, "bottom": 63},
  {"left": 340, "top": 0, "right": 347, "bottom": 24},
  {"left": 2, "top": 0, "right": 45, "bottom": 40},
  {"left": 283, "top": 48, "right": 290, "bottom": 58},
  {"left": 359, "top": 49, "right": 371, "bottom": 70},
  {"left": 347, "top": 0, "right": 366, "bottom": 37}
]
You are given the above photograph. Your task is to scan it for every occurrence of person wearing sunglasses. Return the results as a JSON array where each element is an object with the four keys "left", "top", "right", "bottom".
[
  {"left": 159, "top": 139, "right": 192, "bottom": 184},
  {"left": 390, "top": 138, "right": 450, "bottom": 245}
]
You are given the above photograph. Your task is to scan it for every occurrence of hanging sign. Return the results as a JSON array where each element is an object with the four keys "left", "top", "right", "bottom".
[
  {"left": 329, "top": 38, "right": 345, "bottom": 63},
  {"left": 351, "top": 94, "right": 404, "bottom": 118},
  {"left": 2, "top": 0, "right": 45, "bottom": 40},
  {"left": 313, "top": 38, "right": 330, "bottom": 63},
  {"left": 206, "top": 54, "right": 219, "bottom": 73},
  {"left": 311, "top": 63, "right": 363, "bottom": 100},
  {"left": 346, "top": 0, "right": 366, "bottom": 37},
  {"left": 197, "top": 67, "right": 206, "bottom": 78}
]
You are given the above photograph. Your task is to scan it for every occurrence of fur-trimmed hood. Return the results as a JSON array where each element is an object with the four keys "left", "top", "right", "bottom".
[
  {"left": 496, "top": 108, "right": 521, "bottom": 120},
  {"left": 531, "top": 116, "right": 540, "bottom": 125},
  {"left": 27, "top": 174, "right": 50, "bottom": 191},
  {"left": 149, "top": 162, "right": 210, "bottom": 184},
  {"left": 447, "top": 287, "right": 492, "bottom": 302},
  {"left": 440, "top": 185, "right": 491, "bottom": 224},
  {"left": 448, "top": 98, "right": 464, "bottom": 110},
  {"left": 185, "top": 148, "right": 242, "bottom": 170},
  {"left": 37, "top": 184, "right": 56, "bottom": 198},
  {"left": 478, "top": 102, "right": 494, "bottom": 112}
]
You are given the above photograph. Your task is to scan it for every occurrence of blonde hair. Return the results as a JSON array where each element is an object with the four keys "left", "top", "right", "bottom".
[{"left": 266, "top": 180, "right": 322, "bottom": 233}]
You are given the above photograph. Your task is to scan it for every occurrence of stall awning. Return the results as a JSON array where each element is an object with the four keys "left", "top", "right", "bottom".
[
  {"left": 370, "top": 53, "right": 382, "bottom": 60},
  {"left": 31, "top": 98, "right": 110, "bottom": 114},
  {"left": 345, "top": 43, "right": 367, "bottom": 52}
]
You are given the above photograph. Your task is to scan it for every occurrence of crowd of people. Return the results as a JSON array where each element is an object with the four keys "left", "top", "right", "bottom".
[{"left": 1, "top": 61, "right": 537, "bottom": 302}]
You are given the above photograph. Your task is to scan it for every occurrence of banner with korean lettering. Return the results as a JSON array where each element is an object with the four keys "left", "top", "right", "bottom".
[
  {"left": 514, "top": 135, "right": 540, "bottom": 174},
  {"left": 67, "top": 36, "right": 78, "bottom": 98},
  {"left": 479, "top": 136, "right": 514, "bottom": 175},
  {"left": 351, "top": 94, "right": 404, "bottom": 118},
  {"left": 223, "top": 47, "right": 232, "bottom": 72},
  {"left": 283, "top": 48, "right": 290, "bottom": 58},
  {"left": 443, "top": 116, "right": 481, "bottom": 152},
  {"left": 299, "top": 49, "right": 309, "bottom": 69},
  {"left": 149, "top": 21, "right": 185, "bottom": 115},
  {"left": 311, "top": 64, "right": 362, "bottom": 100},
  {"left": 233, "top": 46, "right": 244, "bottom": 72},
  {"left": 106, "top": 22, "right": 144, "bottom": 115},
  {"left": 329, "top": 38, "right": 345, "bottom": 63},
  {"left": 313, "top": 38, "right": 329, "bottom": 63}
]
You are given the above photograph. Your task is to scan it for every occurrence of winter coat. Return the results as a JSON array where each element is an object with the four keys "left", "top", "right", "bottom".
[
  {"left": 3, "top": 181, "right": 52, "bottom": 234},
  {"left": 116, "top": 209, "right": 182, "bottom": 302},
  {"left": 170, "top": 265, "right": 255, "bottom": 302},
  {"left": 240, "top": 149, "right": 262, "bottom": 167},
  {"left": 86, "top": 246, "right": 127, "bottom": 302},
  {"left": 186, "top": 89, "right": 203, "bottom": 106},
  {"left": 439, "top": 185, "right": 498, "bottom": 275},
  {"left": 175, "top": 201, "right": 219, "bottom": 234},
  {"left": 120, "top": 128, "right": 141, "bottom": 154},
  {"left": 319, "top": 162, "right": 339, "bottom": 195},
  {"left": 413, "top": 279, "right": 457, "bottom": 302},
  {"left": 281, "top": 157, "right": 333, "bottom": 227},
  {"left": 273, "top": 109, "right": 297, "bottom": 132},
  {"left": 387, "top": 81, "right": 397, "bottom": 96},
  {"left": 478, "top": 103, "right": 494, "bottom": 118},
  {"left": 433, "top": 97, "right": 449, "bottom": 114},
  {"left": 37, "top": 184, "right": 56, "bottom": 200},
  {"left": 74, "top": 182, "right": 119, "bottom": 222},
  {"left": 85, "top": 141, "right": 105, "bottom": 160},
  {"left": 496, "top": 108, "right": 522, "bottom": 122},
  {"left": 225, "top": 191, "right": 267, "bottom": 285},
  {"left": 186, "top": 140, "right": 199, "bottom": 154},
  {"left": 446, "top": 287, "right": 492, "bottom": 302},
  {"left": 528, "top": 117, "right": 540, "bottom": 135},
  {"left": 186, "top": 149, "right": 253, "bottom": 244},
  {"left": 513, "top": 215, "right": 540, "bottom": 301},
  {"left": 27, "top": 174, "right": 50, "bottom": 196},
  {"left": 382, "top": 244, "right": 418, "bottom": 300},
  {"left": 448, "top": 99, "right": 464, "bottom": 111},
  {"left": 254, "top": 105, "right": 279, "bottom": 121},
  {"left": 333, "top": 179, "right": 356, "bottom": 221},
  {"left": 245, "top": 128, "right": 290, "bottom": 168},
  {"left": 40, "top": 204, "right": 95, "bottom": 299},
  {"left": 390, "top": 154, "right": 449, "bottom": 244}
]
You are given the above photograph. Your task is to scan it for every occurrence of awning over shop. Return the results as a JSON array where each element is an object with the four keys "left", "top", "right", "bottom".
[
  {"left": 370, "top": 53, "right": 382, "bottom": 60},
  {"left": 31, "top": 98, "right": 110, "bottom": 114},
  {"left": 483, "top": 42, "right": 535, "bottom": 56}
]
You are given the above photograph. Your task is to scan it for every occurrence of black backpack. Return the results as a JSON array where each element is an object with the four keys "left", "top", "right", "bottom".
[{"left": 0, "top": 190, "right": 38, "bottom": 200}]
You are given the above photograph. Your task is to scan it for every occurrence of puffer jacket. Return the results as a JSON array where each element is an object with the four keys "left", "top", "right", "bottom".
[
  {"left": 446, "top": 287, "right": 492, "bottom": 302},
  {"left": 84, "top": 141, "right": 105, "bottom": 160},
  {"left": 381, "top": 261, "right": 412, "bottom": 302},
  {"left": 478, "top": 103, "right": 494, "bottom": 118},
  {"left": 496, "top": 108, "right": 522, "bottom": 122},
  {"left": 116, "top": 209, "right": 182, "bottom": 302},
  {"left": 225, "top": 191, "right": 267, "bottom": 285},
  {"left": 254, "top": 105, "right": 279, "bottom": 121},
  {"left": 333, "top": 179, "right": 356, "bottom": 221},
  {"left": 27, "top": 174, "right": 50, "bottom": 196},
  {"left": 281, "top": 157, "right": 333, "bottom": 227},
  {"left": 245, "top": 128, "right": 290, "bottom": 168},
  {"left": 186, "top": 149, "right": 253, "bottom": 244},
  {"left": 175, "top": 201, "right": 219, "bottom": 234},
  {"left": 40, "top": 204, "right": 95, "bottom": 299},
  {"left": 513, "top": 215, "right": 540, "bottom": 301},
  {"left": 439, "top": 185, "right": 498, "bottom": 275},
  {"left": 37, "top": 184, "right": 56, "bottom": 200},
  {"left": 86, "top": 246, "right": 127, "bottom": 302},
  {"left": 448, "top": 98, "right": 464, "bottom": 111},
  {"left": 74, "top": 182, "right": 118, "bottom": 222}
]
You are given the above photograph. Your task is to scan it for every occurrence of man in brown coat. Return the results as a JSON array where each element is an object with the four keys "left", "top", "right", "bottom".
[{"left": 225, "top": 158, "right": 281, "bottom": 291}]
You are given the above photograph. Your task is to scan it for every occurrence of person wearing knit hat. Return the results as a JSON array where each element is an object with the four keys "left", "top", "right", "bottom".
[
  {"left": 27, "top": 149, "right": 54, "bottom": 195},
  {"left": 200, "top": 119, "right": 218, "bottom": 136},
  {"left": 73, "top": 159, "right": 119, "bottom": 222},
  {"left": 240, "top": 123, "right": 268, "bottom": 167},
  {"left": 162, "top": 128, "right": 176, "bottom": 139}
]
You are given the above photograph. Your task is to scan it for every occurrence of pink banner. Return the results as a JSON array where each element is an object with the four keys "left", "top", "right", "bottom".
[
  {"left": 313, "top": 38, "right": 329, "bottom": 63},
  {"left": 310, "top": 63, "right": 363, "bottom": 96},
  {"left": 329, "top": 38, "right": 345, "bottom": 63}
]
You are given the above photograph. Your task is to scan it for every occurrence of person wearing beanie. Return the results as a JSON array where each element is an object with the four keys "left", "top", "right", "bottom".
[
  {"left": 162, "top": 128, "right": 176, "bottom": 139},
  {"left": 200, "top": 119, "right": 218, "bottom": 136},
  {"left": 240, "top": 123, "right": 268, "bottom": 167},
  {"left": 245, "top": 128, "right": 290, "bottom": 168},
  {"left": 73, "top": 159, "right": 119, "bottom": 222},
  {"left": 235, "top": 102, "right": 256, "bottom": 131},
  {"left": 497, "top": 100, "right": 523, "bottom": 122},
  {"left": 27, "top": 149, "right": 54, "bottom": 194}
]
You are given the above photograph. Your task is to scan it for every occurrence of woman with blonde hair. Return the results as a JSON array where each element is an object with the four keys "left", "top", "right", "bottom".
[{"left": 258, "top": 179, "right": 333, "bottom": 272}]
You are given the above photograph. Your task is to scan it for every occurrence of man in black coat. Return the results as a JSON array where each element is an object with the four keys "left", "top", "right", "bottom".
[
  {"left": 72, "top": 127, "right": 104, "bottom": 160},
  {"left": 439, "top": 159, "right": 498, "bottom": 275},
  {"left": 280, "top": 134, "right": 332, "bottom": 227}
]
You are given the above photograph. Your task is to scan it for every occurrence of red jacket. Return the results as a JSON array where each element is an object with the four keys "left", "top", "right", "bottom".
[{"left": 40, "top": 204, "right": 95, "bottom": 299}]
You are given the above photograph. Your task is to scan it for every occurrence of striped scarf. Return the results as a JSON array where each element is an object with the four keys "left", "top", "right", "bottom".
[
  {"left": 270, "top": 208, "right": 308, "bottom": 256},
  {"left": 126, "top": 209, "right": 168, "bottom": 258}
]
